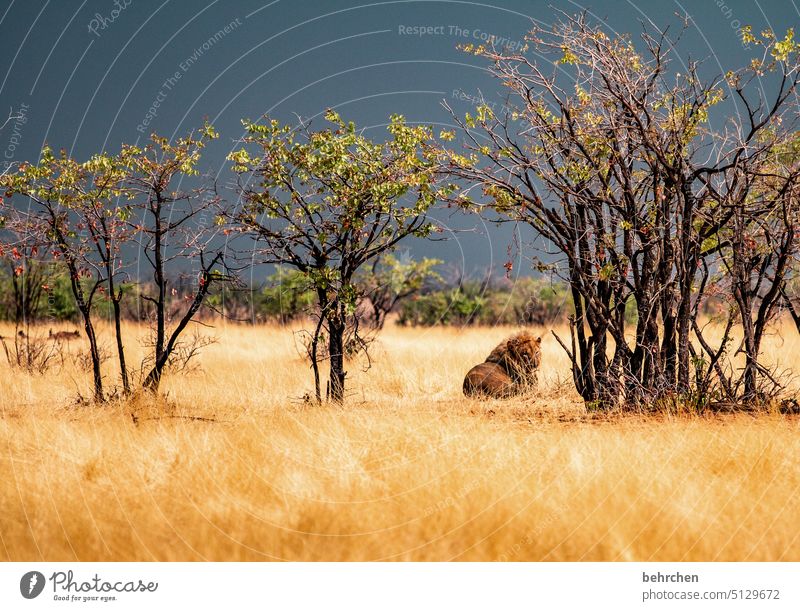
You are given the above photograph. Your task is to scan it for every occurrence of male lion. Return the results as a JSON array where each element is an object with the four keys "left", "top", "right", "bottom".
[{"left": 463, "top": 331, "right": 542, "bottom": 398}]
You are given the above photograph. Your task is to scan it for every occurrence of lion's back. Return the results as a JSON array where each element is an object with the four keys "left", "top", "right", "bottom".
[{"left": 463, "top": 362, "right": 515, "bottom": 398}]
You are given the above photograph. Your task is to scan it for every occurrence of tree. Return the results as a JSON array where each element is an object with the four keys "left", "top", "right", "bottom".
[
  {"left": 358, "top": 253, "right": 441, "bottom": 329},
  {"left": 80, "top": 152, "right": 133, "bottom": 394},
  {"left": 774, "top": 135, "right": 800, "bottom": 339},
  {"left": 709, "top": 128, "right": 800, "bottom": 401},
  {"left": 229, "top": 110, "right": 449, "bottom": 402},
  {"left": 441, "top": 13, "right": 800, "bottom": 408},
  {"left": 118, "top": 125, "right": 228, "bottom": 392},
  {"left": 0, "top": 148, "right": 116, "bottom": 401}
]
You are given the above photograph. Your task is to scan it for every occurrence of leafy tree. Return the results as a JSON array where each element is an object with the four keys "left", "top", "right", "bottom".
[
  {"left": 0, "top": 148, "right": 120, "bottom": 401},
  {"left": 78, "top": 152, "right": 134, "bottom": 393},
  {"left": 228, "top": 110, "right": 449, "bottom": 402},
  {"left": 118, "top": 125, "right": 228, "bottom": 392}
]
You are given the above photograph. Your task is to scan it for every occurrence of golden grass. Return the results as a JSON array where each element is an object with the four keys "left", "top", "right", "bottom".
[{"left": 1, "top": 321, "right": 799, "bottom": 561}]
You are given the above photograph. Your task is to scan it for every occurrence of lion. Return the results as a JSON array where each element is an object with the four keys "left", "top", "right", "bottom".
[{"left": 463, "top": 331, "right": 542, "bottom": 398}]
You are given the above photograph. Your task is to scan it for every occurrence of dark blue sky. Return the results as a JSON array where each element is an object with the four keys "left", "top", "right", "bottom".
[{"left": 1, "top": 0, "right": 797, "bottom": 280}]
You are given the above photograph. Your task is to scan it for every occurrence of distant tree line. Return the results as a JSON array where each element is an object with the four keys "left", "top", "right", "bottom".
[{"left": 0, "top": 257, "right": 571, "bottom": 328}]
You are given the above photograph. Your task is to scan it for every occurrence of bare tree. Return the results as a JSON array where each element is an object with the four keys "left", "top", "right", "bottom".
[
  {"left": 119, "top": 125, "right": 228, "bottom": 393},
  {"left": 442, "top": 13, "right": 800, "bottom": 408}
]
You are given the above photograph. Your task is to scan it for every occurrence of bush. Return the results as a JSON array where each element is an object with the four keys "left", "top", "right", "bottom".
[
  {"left": 257, "top": 269, "right": 316, "bottom": 323},
  {"left": 397, "top": 277, "right": 571, "bottom": 327},
  {"left": 0, "top": 261, "right": 78, "bottom": 323}
]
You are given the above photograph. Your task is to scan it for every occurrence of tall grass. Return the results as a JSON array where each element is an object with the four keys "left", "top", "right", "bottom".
[{"left": 0, "top": 322, "right": 798, "bottom": 560}]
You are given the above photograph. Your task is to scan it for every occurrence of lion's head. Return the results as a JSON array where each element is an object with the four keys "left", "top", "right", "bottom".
[{"left": 486, "top": 331, "right": 542, "bottom": 382}]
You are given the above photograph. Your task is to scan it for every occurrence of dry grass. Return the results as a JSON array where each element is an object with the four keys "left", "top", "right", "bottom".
[{"left": 1, "top": 320, "right": 799, "bottom": 561}]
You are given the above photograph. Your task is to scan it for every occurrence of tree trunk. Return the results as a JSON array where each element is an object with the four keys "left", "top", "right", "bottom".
[
  {"left": 61, "top": 246, "right": 103, "bottom": 402},
  {"left": 142, "top": 358, "right": 164, "bottom": 392},
  {"left": 327, "top": 300, "right": 347, "bottom": 403},
  {"left": 153, "top": 200, "right": 166, "bottom": 364},
  {"left": 310, "top": 306, "right": 325, "bottom": 403},
  {"left": 660, "top": 310, "right": 677, "bottom": 389},
  {"left": 112, "top": 297, "right": 129, "bottom": 394},
  {"left": 80, "top": 307, "right": 104, "bottom": 403},
  {"left": 677, "top": 184, "right": 697, "bottom": 392},
  {"left": 676, "top": 276, "right": 693, "bottom": 393},
  {"left": 735, "top": 286, "right": 758, "bottom": 401},
  {"left": 143, "top": 260, "right": 218, "bottom": 393},
  {"left": 108, "top": 273, "right": 130, "bottom": 394},
  {"left": 373, "top": 305, "right": 386, "bottom": 330}
]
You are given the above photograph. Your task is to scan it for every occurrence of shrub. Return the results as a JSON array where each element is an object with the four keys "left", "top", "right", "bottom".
[{"left": 397, "top": 277, "right": 571, "bottom": 327}]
